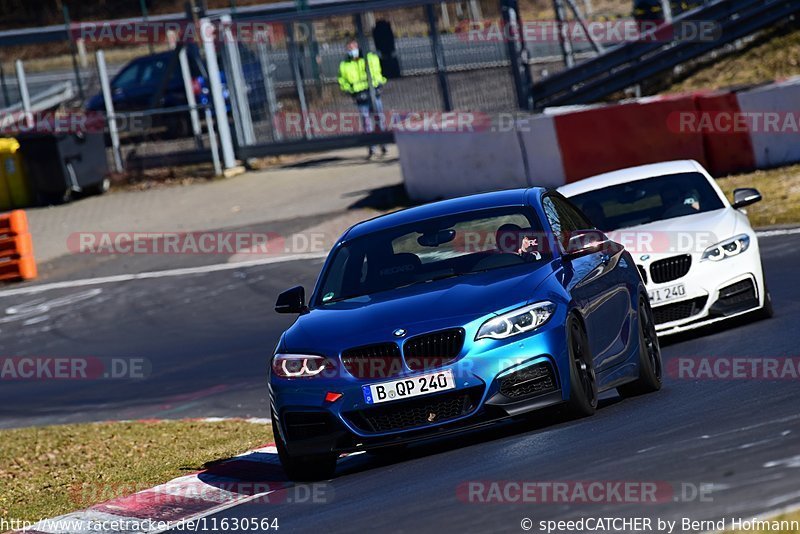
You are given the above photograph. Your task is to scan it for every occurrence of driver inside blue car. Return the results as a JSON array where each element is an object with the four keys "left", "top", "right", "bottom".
[{"left": 495, "top": 224, "right": 542, "bottom": 260}]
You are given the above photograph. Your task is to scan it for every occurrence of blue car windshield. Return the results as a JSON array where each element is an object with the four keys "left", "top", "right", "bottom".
[
  {"left": 316, "top": 207, "right": 549, "bottom": 305},
  {"left": 568, "top": 172, "right": 725, "bottom": 231}
]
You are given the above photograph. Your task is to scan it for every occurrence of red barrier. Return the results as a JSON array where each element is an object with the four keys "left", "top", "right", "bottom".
[
  {"left": 554, "top": 97, "right": 708, "bottom": 183},
  {"left": 693, "top": 91, "right": 756, "bottom": 176}
]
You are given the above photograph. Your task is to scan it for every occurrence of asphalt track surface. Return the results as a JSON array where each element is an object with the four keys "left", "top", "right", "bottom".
[{"left": 2, "top": 233, "right": 800, "bottom": 532}]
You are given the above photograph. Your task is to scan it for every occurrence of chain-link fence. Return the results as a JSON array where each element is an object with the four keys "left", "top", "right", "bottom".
[
  {"left": 1, "top": 0, "right": 641, "bottom": 170},
  {"left": 224, "top": 0, "right": 566, "bottom": 156}
]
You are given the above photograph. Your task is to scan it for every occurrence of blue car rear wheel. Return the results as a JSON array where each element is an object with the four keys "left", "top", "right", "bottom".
[{"left": 618, "top": 297, "right": 662, "bottom": 397}]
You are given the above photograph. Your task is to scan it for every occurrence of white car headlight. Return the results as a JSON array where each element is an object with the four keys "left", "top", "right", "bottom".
[
  {"left": 701, "top": 234, "right": 750, "bottom": 262},
  {"left": 271, "top": 354, "right": 332, "bottom": 378},
  {"left": 476, "top": 301, "right": 555, "bottom": 340}
]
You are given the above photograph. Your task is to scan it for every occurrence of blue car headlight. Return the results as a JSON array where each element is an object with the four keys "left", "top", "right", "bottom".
[
  {"left": 271, "top": 354, "right": 332, "bottom": 378},
  {"left": 476, "top": 301, "right": 556, "bottom": 341},
  {"left": 701, "top": 234, "right": 750, "bottom": 262}
]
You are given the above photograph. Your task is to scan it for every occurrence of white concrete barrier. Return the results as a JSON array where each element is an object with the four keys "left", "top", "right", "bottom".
[
  {"left": 397, "top": 129, "right": 528, "bottom": 201},
  {"left": 516, "top": 114, "right": 567, "bottom": 188},
  {"left": 737, "top": 76, "right": 800, "bottom": 168},
  {"left": 398, "top": 77, "right": 800, "bottom": 201}
]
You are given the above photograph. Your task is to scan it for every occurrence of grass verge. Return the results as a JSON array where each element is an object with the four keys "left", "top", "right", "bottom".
[
  {"left": 0, "top": 420, "right": 273, "bottom": 524},
  {"left": 668, "top": 25, "right": 800, "bottom": 93},
  {"left": 716, "top": 163, "right": 800, "bottom": 228}
]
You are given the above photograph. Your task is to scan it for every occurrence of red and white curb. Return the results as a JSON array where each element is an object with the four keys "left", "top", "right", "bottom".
[
  {"left": 15, "top": 432, "right": 351, "bottom": 534},
  {"left": 20, "top": 443, "right": 284, "bottom": 534},
  {"left": 19, "top": 415, "right": 365, "bottom": 534}
]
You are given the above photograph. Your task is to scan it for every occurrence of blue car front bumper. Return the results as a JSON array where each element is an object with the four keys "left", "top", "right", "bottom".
[{"left": 270, "top": 316, "right": 572, "bottom": 456}]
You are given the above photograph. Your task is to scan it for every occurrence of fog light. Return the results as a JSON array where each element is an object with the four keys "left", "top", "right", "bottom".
[{"left": 324, "top": 391, "right": 343, "bottom": 403}]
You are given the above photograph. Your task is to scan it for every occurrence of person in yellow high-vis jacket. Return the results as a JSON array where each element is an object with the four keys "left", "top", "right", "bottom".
[{"left": 338, "top": 40, "right": 388, "bottom": 159}]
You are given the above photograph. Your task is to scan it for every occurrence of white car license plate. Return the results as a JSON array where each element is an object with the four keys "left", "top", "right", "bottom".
[
  {"left": 649, "top": 283, "right": 686, "bottom": 304},
  {"left": 363, "top": 369, "right": 455, "bottom": 405}
]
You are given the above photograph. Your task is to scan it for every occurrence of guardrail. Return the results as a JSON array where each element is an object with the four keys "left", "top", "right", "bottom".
[
  {"left": 531, "top": 0, "right": 800, "bottom": 110},
  {"left": 0, "top": 0, "right": 304, "bottom": 46},
  {"left": 0, "top": 80, "right": 75, "bottom": 129}
]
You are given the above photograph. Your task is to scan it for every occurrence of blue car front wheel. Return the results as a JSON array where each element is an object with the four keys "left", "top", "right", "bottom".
[
  {"left": 273, "top": 413, "right": 338, "bottom": 481},
  {"left": 566, "top": 314, "right": 598, "bottom": 416}
]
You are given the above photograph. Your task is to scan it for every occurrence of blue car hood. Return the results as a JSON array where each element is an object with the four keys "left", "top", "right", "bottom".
[{"left": 283, "top": 262, "right": 557, "bottom": 353}]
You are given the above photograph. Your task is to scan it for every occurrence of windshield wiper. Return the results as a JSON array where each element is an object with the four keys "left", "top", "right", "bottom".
[
  {"left": 324, "top": 272, "right": 476, "bottom": 304},
  {"left": 428, "top": 272, "right": 463, "bottom": 282},
  {"left": 322, "top": 294, "right": 365, "bottom": 304},
  {"left": 391, "top": 273, "right": 456, "bottom": 291}
]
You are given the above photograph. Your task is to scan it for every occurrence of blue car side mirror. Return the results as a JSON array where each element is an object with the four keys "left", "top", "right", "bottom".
[
  {"left": 563, "top": 229, "right": 616, "bottom": 261},
  {"left": 276, "top": 286, "right": 306, "bottom": 314}
]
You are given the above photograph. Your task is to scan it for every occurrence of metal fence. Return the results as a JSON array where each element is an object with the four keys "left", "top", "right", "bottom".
[
  {"left": 0, "top": 0, "right": 610, "bottom": 172},
  {"left": 2, "top": 0, "right": 782, "bottom": 174},
  {"left": 220, "top": 0, "right": 565, "bottom": 159}
]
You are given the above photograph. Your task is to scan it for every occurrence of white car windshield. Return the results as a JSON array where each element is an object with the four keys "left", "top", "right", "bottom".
[{"left": 568, "top": 172, "right": 725, "bottom": 231}]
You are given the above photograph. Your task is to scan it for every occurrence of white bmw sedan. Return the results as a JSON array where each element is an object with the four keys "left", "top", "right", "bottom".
[{"left": 559, "top": 160, "right": 772, "bottom": 336}]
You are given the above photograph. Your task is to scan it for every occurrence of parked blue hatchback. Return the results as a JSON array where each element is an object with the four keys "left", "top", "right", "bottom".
[
  {"left": 270, "top": 188, "right": 661, "bottom": 480},
  {"left": 85, "top": 44, "right": 264, "bottom": 137}
]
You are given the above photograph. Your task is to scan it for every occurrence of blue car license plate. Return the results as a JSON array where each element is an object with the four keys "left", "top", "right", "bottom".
[{"left": 362, "top": 369, "right": 455, "bottom": 405}]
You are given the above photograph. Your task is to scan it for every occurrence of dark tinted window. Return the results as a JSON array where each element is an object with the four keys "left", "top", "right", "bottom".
[
  {"left": 316, "top": 207, "right": 549, "bottom": 305},
  {"left": 112, "top": 57, "right": 170, "bottom": 90},
  {"left": 555, "top": 197, "right": 593, "bottom": 231},
  {"left": 542, "top": 195, "right": 592, "bottom": 248},
  {"left": 568, "top": 172, "right": 725, "bottom": 231},
  {"left": 111, "top": 63, "right": 142, "bottom": 90}
]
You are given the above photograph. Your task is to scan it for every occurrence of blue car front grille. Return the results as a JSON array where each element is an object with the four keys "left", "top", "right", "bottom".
[
  {"left": 403, "top": 328, "right": 465, "bottom": 371},
  {"left": 343, "top": 386, "right": 483, "bottom": 433},
  {"left": 342, "top": 342, "right": 403, "bottom": 379}
]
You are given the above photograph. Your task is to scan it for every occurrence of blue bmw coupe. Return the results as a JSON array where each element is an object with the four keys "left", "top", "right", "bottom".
[{"left": 270, "top": 188, "right": 661, "bottom": 480}]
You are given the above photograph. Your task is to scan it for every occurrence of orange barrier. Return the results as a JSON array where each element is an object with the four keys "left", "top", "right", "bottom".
[{"left": 0, "top": 209, "right": 37, "bottom": 282}]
